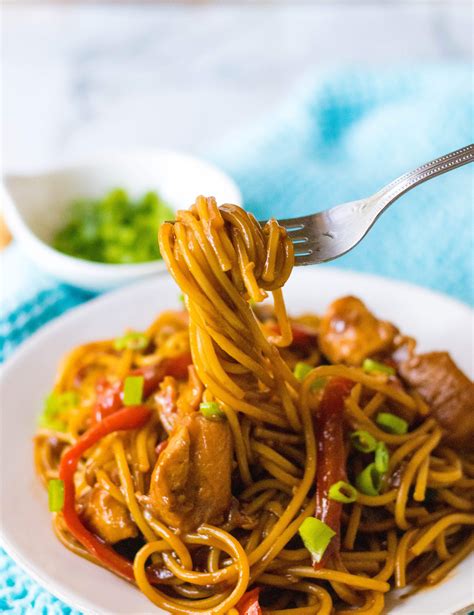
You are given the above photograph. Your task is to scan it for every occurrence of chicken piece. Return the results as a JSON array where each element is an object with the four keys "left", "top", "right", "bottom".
[
  {"left": 398, "top": 352, "right": 474, "bottom": 450},
  {"left": 319, "top": 296, "right": 397, "bottom": 365},
  {"left": 154, "top": 368, "right": 204, "bottom": 435},
  {"left": 178, "top": 366, "right": 204, "bottom": 411},
  {"left": 82, "top": 486, "right": 138, "bottom": 544},
  {"left": 149, "top": 413, "right": 233, "bottom": 531},
  {"left": 154, "top": 376, "right": 179, "bottom": 435}
]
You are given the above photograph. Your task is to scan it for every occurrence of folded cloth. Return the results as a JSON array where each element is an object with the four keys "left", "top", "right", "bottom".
[{"left": 1, "top": 65, "right": 472, "bottom": 613}]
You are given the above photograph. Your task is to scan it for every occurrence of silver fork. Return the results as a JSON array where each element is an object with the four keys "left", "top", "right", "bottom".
[{"left": 267, "top": 144, "right": 474, "bottom": 266}]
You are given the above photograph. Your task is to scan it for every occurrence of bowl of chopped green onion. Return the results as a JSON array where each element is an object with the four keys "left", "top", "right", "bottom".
[
  {"left": 52, "top": 188, "right": 173, "bottom": 265},
  {"left": 2, "top": 150, "right": 242, "bottom": 291}
]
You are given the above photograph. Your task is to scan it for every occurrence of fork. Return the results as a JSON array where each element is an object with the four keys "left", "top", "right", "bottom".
[{"left": 267, "top": 144, "right": 474, "bottom": 266}]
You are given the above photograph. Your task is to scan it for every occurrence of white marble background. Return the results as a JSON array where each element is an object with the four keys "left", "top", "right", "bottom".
[{"left": 2, "top": 2, "right": 472, "bottom": 172}]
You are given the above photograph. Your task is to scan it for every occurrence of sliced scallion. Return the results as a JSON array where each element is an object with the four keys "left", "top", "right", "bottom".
[
  {"left": 298, "top": 517, "right": 336, "bottom": 563},
  {"left": 48, "top": 479, "right": 65, "bottom": 512},
  {"left": 294, "top": 362, "right": 312, "bottom": 381},
  {"left": 376, "top": 412, "right": 408, "bottom": 435},
  {"left": 114, "top": 331, "right": 149, "bottom": 351},
  {"left": 363, "top": 358, "right": 395, "bottom": 376},
  {"left": 38, "top": 391, "right": 78, "bottom": 432},
  {"left": 52, "top": 188, "right": 174, "bottom": 264},
  {"left": 123, "top": 375, "right": 144, "bottom": 406},
  {"left": 350, "top": 430, "right": 377, "bottom": 453},
  {"left": 200, "top": 401, "right": 225, "bottom": 420},
  {"left": 328, "top": 481, "right": 358, "bottom": 504},
  {"left": 375, "top": 442, "right": 389, "bottom": 474},
  {"left": 356, "top": 463, "right": 382, "bottom": 496},
  {"left": 311, "top": 377, "right": 326, "bottom": 390},
  {"left": 293, "top": 362, "right": 325, "bottom": 390}
]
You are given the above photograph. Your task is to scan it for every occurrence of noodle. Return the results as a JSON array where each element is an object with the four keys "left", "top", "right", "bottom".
[{"left": 33, "top": 196, "right": 474, "bottom": 614}]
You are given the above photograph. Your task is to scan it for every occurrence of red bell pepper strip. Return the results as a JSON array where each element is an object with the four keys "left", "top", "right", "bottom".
[
  {"left": 236, "top": 587, "right": 262, "bottom": 615},
  {"left": 314, "top": 377, "right": 353, "bottom": 569},
  {"left": 93, "top": 352, "right": 192, "bottom": 422},
  {"left": 59, "top": 405, "right": 152, "bottom": 582}
]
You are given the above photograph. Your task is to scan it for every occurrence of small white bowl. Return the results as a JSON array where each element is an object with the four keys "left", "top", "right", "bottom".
[{"left": 2, "top": 149, "right": 242, "bottom": 292}]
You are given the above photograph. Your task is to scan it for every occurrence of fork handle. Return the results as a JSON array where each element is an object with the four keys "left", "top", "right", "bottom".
[{"left": 371, "top": 144, "right": 474, "bottom": 214}]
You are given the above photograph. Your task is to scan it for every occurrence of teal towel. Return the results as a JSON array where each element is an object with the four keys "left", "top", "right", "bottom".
[
  {"left": 1, "top": 65, "right": 472, "bottom": 612},
  {"left": 214, "top": 66, "right": 473, "bottom": 304}
]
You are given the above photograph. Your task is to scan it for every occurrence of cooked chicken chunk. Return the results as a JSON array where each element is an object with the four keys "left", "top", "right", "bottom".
[
  {"left": 149, "top": 413, "right": 233, "bottom": 531},
  {"left": 154, "top": 376, "right": 179, "bottom": 435},
  {"left": 319, "top": 296, "right": 397, "bottom": 365},
  {"left": 82, "top": 486, "right": 138, "bottom": 544},
  {"left": 154, "top": 368, "right": 204, "bottom": 435},
  {"left": 398, "top": 352, "right": 474, "bottom": 450}
]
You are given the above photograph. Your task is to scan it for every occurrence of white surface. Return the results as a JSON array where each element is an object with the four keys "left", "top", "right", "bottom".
[
  {"left": 2, "top": 150, "right": 241, "bottom": 291},
  {"left": 2, "top": 4, "right": 472, "bottom": 171},
  {"left": 0, "top": 267, "right": 473, "bottom": 615}
]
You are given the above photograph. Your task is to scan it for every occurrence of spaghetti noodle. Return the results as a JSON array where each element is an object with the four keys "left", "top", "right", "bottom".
[{"left": 34, "top": 196, "right": 474, "bottom": 614}]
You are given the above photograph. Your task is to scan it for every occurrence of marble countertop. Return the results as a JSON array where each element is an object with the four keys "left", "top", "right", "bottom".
[{"left": 2, "top": 3, "right": 472, "bottom": 172}]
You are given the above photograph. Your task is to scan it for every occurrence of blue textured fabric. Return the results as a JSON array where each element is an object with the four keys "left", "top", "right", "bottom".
[
  {"left": 214, "top": 66, "right": 473, "bottom": 304},
  {"left": 0, "top": 65, "right": 472, "bottom": 613}
]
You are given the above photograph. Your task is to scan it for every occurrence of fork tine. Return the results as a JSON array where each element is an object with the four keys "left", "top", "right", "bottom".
[
  {"left": 259, "top": 214, "right": 313, "bottom": 232},
  {"left": 277, "top": 217, "right": 310, "bottom": 231},
  {"left": 294, "top": 251, "right": 319, "bottom": 266},
  {"left": 287, "top": 233, "right": 309, "bottom": 244}
]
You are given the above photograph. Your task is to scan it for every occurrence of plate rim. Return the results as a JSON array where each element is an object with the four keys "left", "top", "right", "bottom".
[
  {"left": 1, "top": 266, "right": 472, "bottom": 377},
  {"left": 0, "top": 266, "right": 473, "bottom": 614}
]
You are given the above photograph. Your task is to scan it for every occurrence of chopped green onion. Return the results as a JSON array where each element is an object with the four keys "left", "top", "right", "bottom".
[
  {"left": 114, "top": 331, "right": 149, "bottom": 351},
  {"left": 376, "top": 412, "right": 408, "bottom": 435},
  {"left": 350, "top": 430, "right": 378, "bottom": 453},
  {"left": 311, "top": 377, "right": 326, "bottom": 390},
  {"left": 38, "top": 391, "right": 78, "bottom": 431},
  {"left": 298, "top": 517, "right": 336, "bottom": 563},
  {"left": 123, "top": 376, "right": 144, "bottom": 406},
  {"left": 199, "top": 401, "right": 225, "bottom": 420},
  {"left": 356, "top": 463, "right": 382, "bottom": 496},
  {"left": 48, "top": 479, "right": 65, "bottom": 512},
  {"left": 328, "top": 481, "right": 358, "bottom": 504},
  {"left": 52, "top": 188, "right": 174, "bottom": 264},
  {"left": 363, "top": 358, "right": 395, "bottom": 376},
  {"left": 179, "top": 293, "right": 185, "bottom": 305},
  {"left": 294, "top": 362, "right": 312, "bottom": 381},
  {"left": 375, "top": 442, "right": 389, "bottom": 474},
  {"left": 293, "top": 363, "right": 325, "bottom": 390}
]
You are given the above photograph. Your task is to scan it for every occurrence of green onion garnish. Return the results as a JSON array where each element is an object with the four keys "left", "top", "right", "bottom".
[
  {"left": 376, "top": 412, "right": 408, "bottom": 435},
  {"left": 52, "top": 188, "right": 174, "bottom": 264},
  {"left": 48, "top": 479, "right": 65, "bottom": 512},
  {"left": 114, "top": 331, "right": 149, "bottom": 351},
  {"left": 38, "top": 391, "right": 78, "bottom": 432},
  {"left": 293, "top": 363, "right": 325, "bottom": 390},
  {"left": 123, "top": 376, "right": 144, "bottom": 406},
  {"left": 199, "top": 402, "right": 225, "bottom": 421},
  {"left": 362, "top": 358, "right": 395, "bottom": 376},
  {"left": 311, "top": 377, "right": 326, "bottom": 390},
  {"left": 356, "top": 463, "right": 382, "bottom": 496},
  {"left": 328, "top": 481, "right": 358, "bottom": 504},
  {"left": 375, "top": 442, "right": 389, "bottom": 473},
  {"left": 298, "top": 517, "right": 336, "bottom": 563},
  {"left": 294, "top": 362, "right": 312, "bottom": 381},
  {"left": 350, "top": 430, "right": 378, "bottom": 453}
]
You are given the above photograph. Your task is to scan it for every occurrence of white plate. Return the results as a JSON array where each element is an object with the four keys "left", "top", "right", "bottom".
[{"left": 0, "top": 268, "right": 472, "bottom": 615}]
